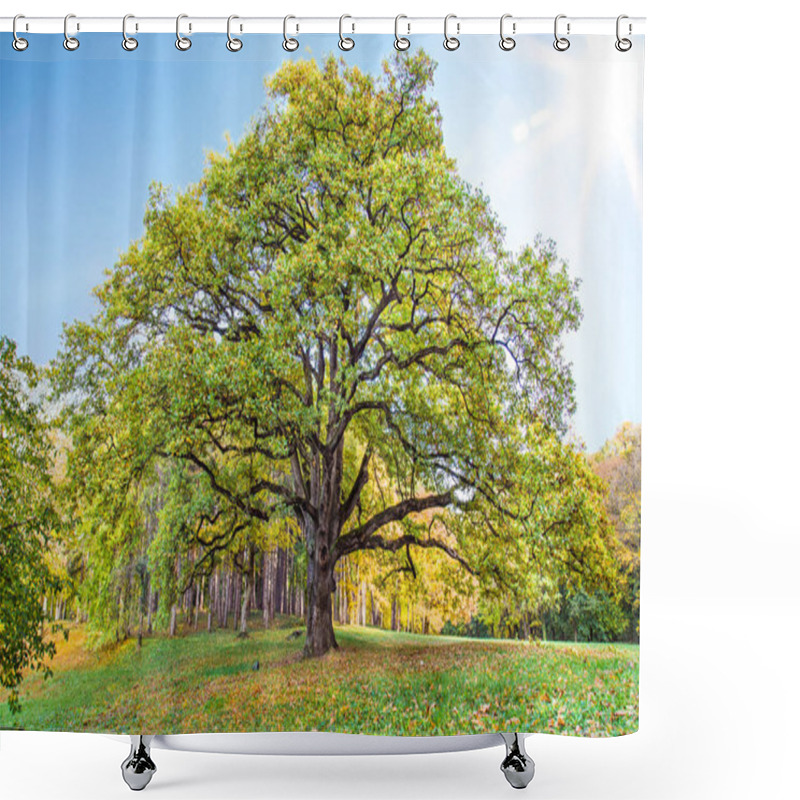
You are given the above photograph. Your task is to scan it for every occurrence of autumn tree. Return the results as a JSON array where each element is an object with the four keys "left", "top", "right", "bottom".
[
  {"left": 54, "top": 52, "right": 619, "bottom": 658},
  {"left": 0, "top": 337, "right": 62, "bottom": 712},
  {"left": 591, "top": 422, "right": 641, "bottom": 641}
]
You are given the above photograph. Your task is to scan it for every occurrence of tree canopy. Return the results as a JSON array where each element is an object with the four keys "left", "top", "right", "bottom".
[
  {"left": 0, "top": 337, "right": 62, "bottom": 712},
  {"left": 53, "top": 51, "right": 621, "bottom": 657}
]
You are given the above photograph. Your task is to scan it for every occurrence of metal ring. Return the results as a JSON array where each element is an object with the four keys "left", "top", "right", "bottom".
[
  {"left": 615, "top": 14, "right": 632, "bottom": 52},
  {"left": 394, "top": 14, "right": 410, "bottom": 51},
  {"left": 443, "top": 14, "right": 460, "bottom": 51},
  {"left": 553, "top": 14, "right": 570, "bottom": 52},
  {"left": 122, "top": 14, "right": 138, "bottom": 51},
  {"left": 175, "top": 14, "right": 191, "bottom": 51},
  {"left": 499, "top": 13, "right": 515, "bottom": 51},
  {"left": 338, "top": 14, "right": 355, "bottom": 51},
  {"left": 63, "top": 13, "right": 79, "bottom": 51},
  {"left": 283, "top": 15, "right": 299, "bottom": 51},
  {"left": 227, "top": 15, "right": 243, "bottom": 51},
  {"left": 12, "top": 14, "right": 28, "bottom": 51}
]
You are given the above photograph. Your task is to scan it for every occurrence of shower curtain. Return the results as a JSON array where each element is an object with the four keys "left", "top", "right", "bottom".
[{"left": 0, "top": 27, "right": 643, "bottom": 738}]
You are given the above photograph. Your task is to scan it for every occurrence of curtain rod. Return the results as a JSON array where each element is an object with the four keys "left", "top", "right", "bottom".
[{"left": 1, "top": 16, "right": 645, "bottom": 36}]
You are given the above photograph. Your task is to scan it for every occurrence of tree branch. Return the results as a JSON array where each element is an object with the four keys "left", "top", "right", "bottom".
[
  {"left": 334, "top": 490, "right": 454, "bottom": 560},
  {"left": 341, "top": 530, "right": 475, "bottom": 576},
  {"left": 339, "top": 447, "right": 372, "bottom": 528}
]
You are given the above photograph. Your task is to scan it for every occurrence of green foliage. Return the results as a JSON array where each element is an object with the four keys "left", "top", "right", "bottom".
[
  {"left": 441, "top": 616, "right": 493, "bottom": 639},
  {"left": 0, "top": 620, "right": 638, "bottom": 736},
  {"left": 541, "top": 589, "right": 628, "bottom": 643},
  {"left": 0, "top": 337, "right": 63, "bottom": 712}
]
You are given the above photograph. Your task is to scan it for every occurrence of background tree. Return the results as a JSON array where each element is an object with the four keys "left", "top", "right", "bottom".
[
  {"left": 54, "top": 52, "right": 620, "bottom": 658},
  {"left": 591, "top": 422, "right": 641, "bottom": 641},
  {"left": 0, "top": 337, "right": 62, "bottom": 712}
]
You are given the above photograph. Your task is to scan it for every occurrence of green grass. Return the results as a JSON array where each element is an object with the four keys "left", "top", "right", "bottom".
[{"left": 0, "top": 617, "right": 638, "bottom": 737}]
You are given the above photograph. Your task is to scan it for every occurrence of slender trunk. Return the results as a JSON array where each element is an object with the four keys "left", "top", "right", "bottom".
[
  {"left": 168, "top": 604, "right": 177, "bottom": 637},
  {"left": 194, "top": 579, "right": 203, "bottom": 631},
  {"left": 146, "top": 582, "right": 154, "bottom": 634},
  {"left": 341, "top": 562, "right": 346, "bottom": 624},
  {"left": 232, "top": 564, "right": 242, "bottom": 631},
  {"left": 239, "top": 581, "right": 249, "bottom": 634},
  {"left": 215, "top": 569, "right": 223, "bottom": 628},
  {"left": 274, "top": 548, "right": 284, "bottom": 618},
  {"left": 223, "top": 569, "right": 231, "bottom": 629},
  {"left": 288, "top": 549, "right": 295, "bottom": 616},
  {"left": 239, "top": 546, "right": 250, "bottom": 635},
  {"left": 370, "top": 591, "right": 379, "bottom": 627},
  {"left": 261, "top": 550, "right": 272, "bottom": 628}
]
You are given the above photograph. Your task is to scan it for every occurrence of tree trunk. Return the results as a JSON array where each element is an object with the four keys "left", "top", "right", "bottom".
[
  {"left": 299, "top": 431, "right": 348, "bottom": 657},
  {"left": 262, "top": 550, "right": 273, "bottom": 628},
  {"left": 274, "top": 548, "right": 284, "bottom": 617},
  {"left": 239, "top": 579, "right": 249, "bottom": 635},
  {"left": 303, "top": 525, "right": 338, "bottom": 658},
  {"left": 222, "top": 569, "right": 231, "bottom": 629},
  {"left": 194, "top": 580, "right": 203, "bottom": 631},
  {"left": 146, "top": 583, "right": 154, "bottom": 634},
  {"left": 239, "top": 546, "right": 250, "bottom": 635}
]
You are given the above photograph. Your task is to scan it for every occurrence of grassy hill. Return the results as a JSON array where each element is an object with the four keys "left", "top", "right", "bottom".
[{"left": 0, "top": 617, "right": 638, "bottom": 736}]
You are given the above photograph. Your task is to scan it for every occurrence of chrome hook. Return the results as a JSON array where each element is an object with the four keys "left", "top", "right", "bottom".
[
  {"left": 615, "top": 15, "right": 632, "bottom": 52},
  {"left": 227, "top": 15, "right": 243, "bottom": 51},
  {"left": 176, "top": 14, "right": 191, "bottom": 50},
  {"left": 63, "top": 13, "right": 79, "bottom": 51},
  {"left": 499, "top": 14, "right": 516, "bottom": 51},
  {"left": 283, "top": 15, "right": 299, "bottom": 51},
  {"left": 12, "top": 14, "right": 28, "bottom": 51},
  {"left": 338, "top": 14, "right": 355, "bottom": 51},
  {"left": 553, "top": 14, "right": 570, "bottom": 52},
  {"left": 394, "top": 14, "right": 410, "bottom": 51},
  {"left": 122, "top": 14, "right": 138, "bottom": 51},
  {"left": 443, "top": 14, "right": 460, "bottom": 51}
]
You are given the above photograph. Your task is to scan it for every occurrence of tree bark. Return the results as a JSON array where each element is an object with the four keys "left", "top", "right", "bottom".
[
  {"left": 274, "top": 548, "right": 284, "bottom": 617},
  {"left": 303, "top": 521, "right": 338, "bottom": 658},
  {"left": 262, "top": 549, "right": 273, "bottom": 627},
  {"left": 239, "top": 546, "right": 250, "bottom": 635}
]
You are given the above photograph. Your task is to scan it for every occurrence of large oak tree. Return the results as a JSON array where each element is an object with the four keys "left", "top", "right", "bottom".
[{"left": 55, "top": 52, "right": 618, "bottom": 657}]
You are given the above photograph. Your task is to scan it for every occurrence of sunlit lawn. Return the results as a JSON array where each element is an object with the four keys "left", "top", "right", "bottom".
[{"left": 0, "top": 616, "right": 638, "bottom": 736}]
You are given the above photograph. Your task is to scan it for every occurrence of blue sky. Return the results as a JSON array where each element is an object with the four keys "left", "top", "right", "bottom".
[{"left": 0, "top": 32, "right": 642, "bottom": 450}]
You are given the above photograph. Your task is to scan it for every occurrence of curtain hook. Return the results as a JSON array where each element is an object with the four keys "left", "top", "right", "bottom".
[
  {"left": 499, "top": 14, "right": 516, "bottom": 51},
  {"left": 12, "top": 14, "right": 29, "bottom": 51},
  {"left": 338, "top": 14, "right": 355, "bottom": 51},
  {"left": 175, "top": 14, "right": 191, "bottom": 50},
  {"left": 283, "top": 15, "right": 299, "bottom": 51},
  {"left": 63, "top": 13, "right": 80, "bottom": 51},
  {"left": 443, "top": 14, "right": 460, "bottom": 51},
  {"left": 394, "top": 14, "right": 410, "bottom": 51},
  {"left": 227, "top": 15, "right": 243, "bottom": 51},
  {"left": 615, "top": 15, "right": 632, "bottom": 52},
  {"left": 553, "top": 14, "right": 570, "bottom": 52},
  {"left": 122, "top": 14, "right": 138, "bottom": 51}
]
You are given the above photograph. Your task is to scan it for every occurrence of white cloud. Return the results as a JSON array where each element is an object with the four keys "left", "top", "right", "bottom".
[{"left": 512, "top": 122, "right": 529, "bottom": 143}]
